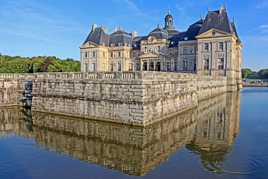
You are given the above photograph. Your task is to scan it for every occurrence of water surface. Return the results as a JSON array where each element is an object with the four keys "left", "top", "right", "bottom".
[{"left": 0, "top": 88, "right": 268, "bottom": 179}]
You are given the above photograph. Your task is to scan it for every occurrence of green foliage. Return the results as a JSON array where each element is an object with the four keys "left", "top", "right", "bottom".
[
  {"left": 242, "top": 68, "right": 268, "bottom": 79},
  {"left": 0, "top": 54, "right": 80, "bottom": 73}
]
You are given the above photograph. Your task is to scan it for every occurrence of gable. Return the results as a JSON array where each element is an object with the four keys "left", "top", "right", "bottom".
[
  {"left": 80, "top": 42, "right": 98, "bottom": 49},
  {"left": 196, "top": 29, "right": 232, "bottom": 39}
]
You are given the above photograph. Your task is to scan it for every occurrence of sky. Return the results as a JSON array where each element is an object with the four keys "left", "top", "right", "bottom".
[{"left": 0, "top": 0, "right": 267, "bottom": 70}]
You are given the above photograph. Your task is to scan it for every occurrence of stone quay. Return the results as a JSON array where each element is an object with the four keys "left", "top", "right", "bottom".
[{"left": 0, "top": 72, "right": 238, "bottom": 126}]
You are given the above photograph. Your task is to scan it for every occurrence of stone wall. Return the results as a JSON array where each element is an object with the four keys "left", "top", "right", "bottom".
[
  {"left": 0, "top": 72, "right": 228, "bottom": 126},
  {"left": 0, "top": 78, "right": 24, "bottom": 107}
]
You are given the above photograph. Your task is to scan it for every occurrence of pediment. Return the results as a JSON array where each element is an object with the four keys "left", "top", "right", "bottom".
[
  {"left": 80, "top": 42, "right": 98, "bottom": 49},
  {"left": 196, "top": 29, "right": 231, "bottom": 39}
]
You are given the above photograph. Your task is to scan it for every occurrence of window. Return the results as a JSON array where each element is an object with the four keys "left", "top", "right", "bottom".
[
  {"left": 156, "top": 62, "right": 161, "bottom": 71},
  {"left": 110, "top": 64, "right": 113, "bottom": 72},
  {"left": 136, "top": 63, "right": 140, "bottom": 71},
  {"left": 219, "top": 42, "right": 224, "bottom": 51},
  {"left": 158, "top": 46, "right": 161, "bottom": 52},
  {"left": 92, "top": 63, "right": 96, "bottom": 72},
  {"left": 110, "top": 52, "right": 113, "bottom": 58},
  {"left": 204, "top": 58, "right": 210, "bottom": 70},
  {"left": 183, "top": 60, "right": 187, "bottom": 71},
  {"left": 149, "top": 62, "right": 154, "bottom": 71},
  {"left": 167, "top": 62, "right": 171, "bottom": 71},
  {"left": 85, "top": 52, "right": 88, "bottom": 58},
  {"left": 92, "top": 51, "right": 96, "bottom": 58},
  {"left": 118, "top": 62, "right": 121, "bottom": 71},
  {"left": 85, "top": 64, "right": 88, "bottom": 72},
  {"left": 189, "top": 48, "right": 194, "bottom": 54},
  {"left": 143, "top": 62, "right": 148, "bottom": 71},
  {"left": 204, "top": 43, "right": 209, "bottom": 51},
  {"left": 174, "top": 61, "right": 177, "bottom": 71},
  {"left": 144, "top": 47, "right": 147, "bottom": 53},
  {"left": 118, "top": 51, "right": 121, "bottom": 57},
  {"left": 129, "top": 63, "right": 133, "bottom": 71},
  {"left": 218, "top": 58, "right": 224, "bottom": 70},
  {"left": 183, "top": 47, "right": 187, "bottom": 54}
]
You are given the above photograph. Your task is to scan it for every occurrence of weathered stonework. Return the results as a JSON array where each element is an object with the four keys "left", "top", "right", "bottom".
[{"left": 0, "top": 72, "right": 230, "bottom": 126}]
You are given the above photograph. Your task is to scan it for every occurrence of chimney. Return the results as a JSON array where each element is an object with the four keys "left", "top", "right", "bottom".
[
  {"left": 220, "top": 5, "right": 226, "bottom": 14},
  {"left": 131, "top": 31, "right": 137, "bottom": 39},
  {"left": 91, "top": 24, "right": 97, "bottom": 31},
  {"left": 100, "top": 26, "right": 108, "bottom": 33},
  {"left": 114, "top": 27, "right": 119, "bottom": 32}
]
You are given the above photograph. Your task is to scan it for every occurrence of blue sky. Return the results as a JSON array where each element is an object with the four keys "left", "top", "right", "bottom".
[{"left": 0, "top": 0, "right": 267, "bottom": 70}]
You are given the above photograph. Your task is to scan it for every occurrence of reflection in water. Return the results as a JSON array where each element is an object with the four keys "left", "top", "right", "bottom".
[{"left": 0, "top": 92, "right": 240, "bottom": 176}]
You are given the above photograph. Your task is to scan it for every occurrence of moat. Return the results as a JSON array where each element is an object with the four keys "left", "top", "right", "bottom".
[{"left": 0, "top": 87, "right": 267, "bottom": 179}]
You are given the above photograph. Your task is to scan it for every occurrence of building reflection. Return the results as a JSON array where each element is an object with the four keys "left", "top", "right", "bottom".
[{"left": 0, "top": 92, "right": 240, "bottom": 176}]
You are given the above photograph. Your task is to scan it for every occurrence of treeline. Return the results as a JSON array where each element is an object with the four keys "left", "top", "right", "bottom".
[
  {"left": 242, "top": 68, "right": 268, "bottom": 79},
  {"left": 0, "top": 54, "right": 80, "bottom": 73}
]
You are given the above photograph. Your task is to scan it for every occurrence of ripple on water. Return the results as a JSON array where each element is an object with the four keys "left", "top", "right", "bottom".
[{"left": 220, "top": 155, "right": 268, "bottom": 176}]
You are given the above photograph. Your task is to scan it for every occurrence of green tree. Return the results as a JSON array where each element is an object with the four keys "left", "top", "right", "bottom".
[{"left": 0, "top": 55, "right": 80, "bottom": 73}]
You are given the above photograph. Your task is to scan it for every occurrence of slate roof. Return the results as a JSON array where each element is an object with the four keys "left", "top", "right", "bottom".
[
  {"left": 132, "top": 36, "right": 146, "bottom": 50},
  {"left": 198, "top": 9, "right": 232, "bottom": 35},
  {"left": 185, "top": 19, "right": 204, "bottom": 40},
  {"left": 109, "top": 30, "right": 132, "bottom": 46},
  {"left": 83, "top": 7, "right": 241, "bottom": 49},
  {"left": 149, "top": 27, "right": 169, "bottom": 39},
  {"left": 231, "top": 22, "right": 241, "bottom": 43},
  {"left": 83, "top": 27, "right": 109, "bottom": 46},
  {"left": 168, "top": 19, "right": 203, "bottom": 47}
]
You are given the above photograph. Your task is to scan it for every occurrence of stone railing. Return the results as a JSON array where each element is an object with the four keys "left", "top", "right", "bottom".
[{"left": 0, "top": 72, "right": 198, "bottom": 81}]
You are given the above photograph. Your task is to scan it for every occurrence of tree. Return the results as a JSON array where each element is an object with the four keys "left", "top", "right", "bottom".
[
  {"left": 0, "top": 55, "right": 81, "bottom": 73},
  {"left": 242, "top": 68, "right": 253, "bottom": 79}
]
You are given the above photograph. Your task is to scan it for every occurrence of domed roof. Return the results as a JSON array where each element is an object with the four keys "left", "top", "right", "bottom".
[
  {"left": 148, "top": 26, "right": 168, "bottom": 39},
  {"left": 165, "top": 13, "right": 173, "bottom": 20}
]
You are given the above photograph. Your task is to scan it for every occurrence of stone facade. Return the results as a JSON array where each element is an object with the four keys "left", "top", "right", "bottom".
[
  {"left": 80, "top": 6, "right": 242, "bottom": 90},
  {"left": 0, "top": 92, "right": 240, "bottom": 176}
]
